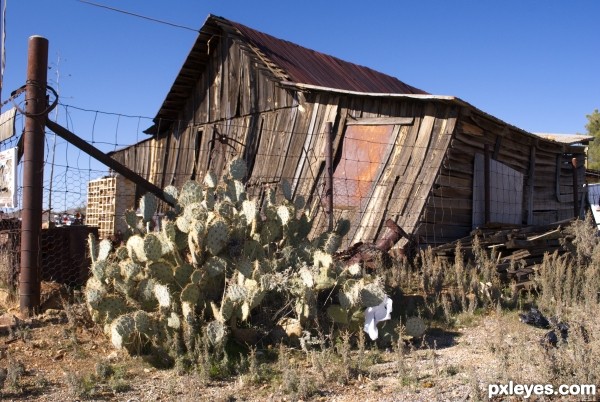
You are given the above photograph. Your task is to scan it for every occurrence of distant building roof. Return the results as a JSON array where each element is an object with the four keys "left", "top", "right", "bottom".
[{"left": 532, "top": 133, "right": 593, "bottom": 145}]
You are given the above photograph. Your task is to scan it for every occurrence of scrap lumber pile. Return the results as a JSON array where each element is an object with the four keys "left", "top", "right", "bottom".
[{"left": 431, "top": 218, "right": 576, "bottom": 282}]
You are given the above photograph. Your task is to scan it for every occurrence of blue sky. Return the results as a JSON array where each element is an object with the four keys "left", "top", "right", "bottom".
[
  {"left": 0, "top": 0, "right": 598, "bottom": 211},
  {"left": 2, "top": 0, "right": 598, "bottom": 135}
]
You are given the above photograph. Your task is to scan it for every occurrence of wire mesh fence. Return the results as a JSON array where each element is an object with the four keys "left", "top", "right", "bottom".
[
  {"left": 0, "top": 101, "right": 145, "bottom": 293},
  {"left": 0, "top": 95, "right": 581, "bottom": 299}
]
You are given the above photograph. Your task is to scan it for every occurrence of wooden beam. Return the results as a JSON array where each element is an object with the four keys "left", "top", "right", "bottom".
[
  {"left": 46, "top": 119, "right": 175, "bottom": 206},
  {"left": 526, "top": 143, "right": 537, "bottom": 224},
  {"left": 345, "top": 116, "right": 414, "bottom": 126}
]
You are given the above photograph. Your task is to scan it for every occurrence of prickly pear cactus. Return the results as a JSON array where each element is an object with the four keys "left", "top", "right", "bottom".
[{"left": 85, "top": 157, "right": 386, "bottom": 362}]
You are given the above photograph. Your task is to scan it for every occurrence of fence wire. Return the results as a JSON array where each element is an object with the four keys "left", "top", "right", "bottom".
[{"left": 0, "top": 99, "right": 579, "bottom": 295}]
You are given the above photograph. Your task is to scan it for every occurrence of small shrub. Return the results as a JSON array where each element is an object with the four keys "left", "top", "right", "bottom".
[{"left": 64, "top": 371, "right": 95, "bottom": 398}]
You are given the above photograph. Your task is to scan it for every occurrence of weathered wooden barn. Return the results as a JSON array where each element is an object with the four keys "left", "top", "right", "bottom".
[{"left": 110, "top": 14, "right": 589, "bottom": 248}]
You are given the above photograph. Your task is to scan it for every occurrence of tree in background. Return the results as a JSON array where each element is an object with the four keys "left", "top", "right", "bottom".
[{"left": 585, "top": 109, "right": 600, "bottom": 170}]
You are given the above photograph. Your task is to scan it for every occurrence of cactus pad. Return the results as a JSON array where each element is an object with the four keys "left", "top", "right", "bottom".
[
  {"left": 136, "top": 278, "right": 158, "bottom": 310},
  {"left": 120, "top": 260, "right": 142, "bottom": 280},
  {"left": 347, "top": 263, "right": 362, "bottom": 276},
  {"left": 85, "top": 287, "right": 106, "bottom": 309},
  {"left": 226, "top": 284, "right": 247, "bottom": 303},
  {"left": 175, "top": 216, "right": 192, "bottom": 233},
  {"left": 88, "top": 233, "right": 99, "bottom": 264},
  {"left": 111, "top": 314, "right": 136, "bottom": 350},
  {"left": 97, "top": 296, "right": 129, "bottom": 323},
  {"left": 236, "top": 257, "right": 253, "bottom": 278},
  {"left": 162, "top": 220, "right": 177, "bottom": 243},
  {"left": 299, "top": 267, "right": 314, "bottom": 288},
  {"left": 179, "top": 180, "right": 203, "bottom": 206},
  {"left": 205, "top": 320, "right": 227, "bottom": 346},
  {"left": 115, "top": 246, "right": 129, "bottom": 261},
  {"left": 97, "top": 239, "right": 113, "bottom": 261},
  {"left": 219, "top": 298, "right": 234, "bottom": 322},
  {"left": 205, "top": 219, "right": 229, "bottom": 255},
  {"left": 181, "top": 283, "right": 201, "bottom": 304},
  {"left": 139, "top": 193, "right": 158, "bottom": 223},
  {"left": 322, "top": 233, "right": 342, "bottom": 255},
  {"left": 360, "top": 282, "right": 387, "bottom": 308},
  {"left": 167, "top": 312, "right": 181, "bottom": 329},
  {"left": 326, "top": 305, "right": 348, "bottom": 324},
  {"left": 143, "top": 233, "right": 164, "bottom": 261},
  {"left": 203, "top": 171, "right": 218, "bottom": 189},
  {"left": 260, "top": 220, "right": 282, "bottom": 245},
  {"left": 190, "top": 269, "right": 203, "bottom": 285},
  {"left": 204, "top": 256, "right": 227, "bottom": 278},
  {"left": 146, "top": 261, "right": 174, "bottom": 284},
  {"left": 133, "top": 310, "right": 153, "bottom": 335},
  {"left": 153, "top": 283, "right": 171, "bottom": 308},
  {"left": 124, "top": 210, "right": 139, "bottom": 231},
  {"left": 227, "top": 158, "right": 247, "bottom": 181},
  {"left": 404, "top": 317, "right": 427, "bottom": 338},
  {"left": 174, "top": 263, "right": 194, "bottom": 288},
  {"left": 163, "top": 185, "right": 179, "bottom": 206},
  {"left": 277, "top": 205, "right": 294, "bottom": 226},
  {"left": 90, "top": 260, "right": 109, "bottom": 283},
  {"left": 242, "top": 239, "right": 264, "bottom": 261},
  {"left": 183, "top": 202, "right": 206, "bottom": 222},
  {"left": 313, "top": 250, "right": 333, "bottom": 269}
]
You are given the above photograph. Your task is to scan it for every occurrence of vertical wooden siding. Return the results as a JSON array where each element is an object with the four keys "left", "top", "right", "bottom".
[{"left": 109, "top": 34, "right": 584, "bottom": 248}]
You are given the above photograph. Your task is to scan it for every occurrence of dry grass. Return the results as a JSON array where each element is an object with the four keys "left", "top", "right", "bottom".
[{"left": 0, "top": 217, "right": 599, "bottom": 400}]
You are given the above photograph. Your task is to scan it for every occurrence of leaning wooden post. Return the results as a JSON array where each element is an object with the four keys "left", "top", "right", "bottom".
[
  {"left": 572, "top": 157, "right": 579, "bottom": 218},
  {"left": 20, "top": 36, "right": 48, "bottom": 316},
  {"left": 484, "top": 144, "right": 491, "bottom": 225},
  {"left": 325, "top": 122, "right": 334, "bottom": 231}
]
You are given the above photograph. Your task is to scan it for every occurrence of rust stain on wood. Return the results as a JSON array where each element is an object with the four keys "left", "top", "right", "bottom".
[{"left": 332, "top": 125, "right": 394, "bottom": 208}]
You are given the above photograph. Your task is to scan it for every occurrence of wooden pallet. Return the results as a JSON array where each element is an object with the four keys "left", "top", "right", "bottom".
[{"left": 86, "top": 175, "right": 136, "bottom": 239}]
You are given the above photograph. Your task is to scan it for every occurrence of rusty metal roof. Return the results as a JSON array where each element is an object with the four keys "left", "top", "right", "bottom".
[
  {"left": 228, "top": 19, "right": 427, "bottom": 95},
  {"left": 147, "top": 15, "right": 427, "bottom": 133}
]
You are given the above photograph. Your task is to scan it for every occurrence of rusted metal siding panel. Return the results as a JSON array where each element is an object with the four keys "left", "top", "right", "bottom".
[
  {"left": 349, "top": 124, "right": 407, "bottom": 243},
  {"left": 332, "top": 125, "right": 396, "bottom": 209}
]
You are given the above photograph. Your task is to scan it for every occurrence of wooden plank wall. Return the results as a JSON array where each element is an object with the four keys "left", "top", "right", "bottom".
[
  {"left": 299, "top": 96, "right": 459, "bottom": 247},
  {"left": 109, "top": 30, "right": 586, "bottom": 249},
  {"left": 421, "top": 110, "right": 586, "bottom": 246}
]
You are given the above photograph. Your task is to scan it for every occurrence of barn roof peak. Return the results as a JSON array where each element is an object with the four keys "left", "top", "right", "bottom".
[{"left": 148, "top": 14, "right": 428, "bottom": 132}]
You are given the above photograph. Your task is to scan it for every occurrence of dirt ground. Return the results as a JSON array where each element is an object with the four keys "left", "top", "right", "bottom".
[{"left": 0, "top": 288, "right": 555, "bottom": 402}]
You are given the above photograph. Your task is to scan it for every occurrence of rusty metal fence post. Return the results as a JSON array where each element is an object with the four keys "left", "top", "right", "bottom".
[
  {"left": 20, "top": 35, "right": 48, "bottom": 316},
  {"left": 325, "top": 122, "right": 334, "bottom": 231}
]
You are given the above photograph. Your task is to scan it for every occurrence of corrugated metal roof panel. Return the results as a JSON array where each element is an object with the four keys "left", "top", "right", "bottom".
[{"left": 229, "top": 19, "right": 427, "bottom": 95}]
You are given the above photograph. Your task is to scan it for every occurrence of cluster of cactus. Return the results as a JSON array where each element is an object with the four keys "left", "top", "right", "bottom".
[{"left": 84, "top": 158, "right": 388, "bottom": 356}]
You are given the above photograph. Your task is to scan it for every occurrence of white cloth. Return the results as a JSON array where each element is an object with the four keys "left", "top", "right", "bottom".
[{"left": 363, "top": 295, "right": 393, "bottom": 340}]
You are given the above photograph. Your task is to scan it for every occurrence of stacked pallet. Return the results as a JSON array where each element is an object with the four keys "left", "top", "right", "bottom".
[
  {"left": 86, "top": 175, "right": 136, "bottom": 239},
  {"left": 431, "top": 218, "right": 576, "bottom": 282}
]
